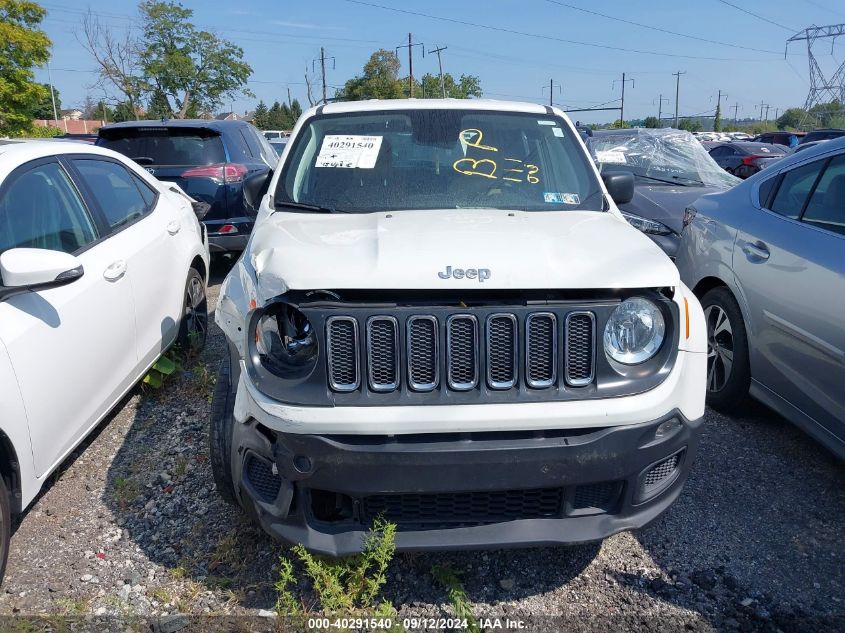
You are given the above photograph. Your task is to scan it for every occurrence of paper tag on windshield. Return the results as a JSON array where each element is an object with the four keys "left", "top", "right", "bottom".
[
  {"left": 316, "top": 135, "right": 383, "bottom": 169},
  {"left": 595, "top": 150, "right": 626, "bottom": 164}
]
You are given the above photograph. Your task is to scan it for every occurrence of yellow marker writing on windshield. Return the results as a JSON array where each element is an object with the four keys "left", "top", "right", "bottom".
[
  {"left": 453, "top": 157, "right": 498, "bottom": 179},
  {"left": 460, "top": 129, "right": 498, "bottom": 152}
]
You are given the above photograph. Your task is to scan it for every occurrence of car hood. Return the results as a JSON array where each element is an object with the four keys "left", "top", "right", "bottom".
[
  {"left": 619, "top": 185, "right": 724, "bottom": 234},
  {"left": 248, "top": 208, "right": 679, "bottom": 294}
]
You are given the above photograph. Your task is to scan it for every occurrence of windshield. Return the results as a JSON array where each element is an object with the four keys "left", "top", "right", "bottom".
[
  {"left": 591, "top": 128, "right": 739, "bottom": 188},
  {"left": 276, "top": 109, "right": 604, "bottom": 213},
  {"left": 97, "top": 127, "right": 226, "bottom": 166}
]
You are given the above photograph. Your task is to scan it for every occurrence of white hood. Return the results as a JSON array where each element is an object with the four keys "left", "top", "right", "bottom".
[{"left": 249, "top": 209, "right": 679, "bottom": 293}]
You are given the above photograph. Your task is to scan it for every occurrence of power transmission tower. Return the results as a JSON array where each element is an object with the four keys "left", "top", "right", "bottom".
[
  {"left": 312, "top": 48, "right": 336, "bottom": 105},
  {"left": 428, "top": 45, "right": 448, "bottom": 98},
  {"left": 673, "top": 71, "right": 686, "bottom": 127},
  {"left": 396, "top": 33, "right": 425, "bottom": 97},
  {"left": 612, "top": 73, "right": 635, "bottom": 125},
  {"left": 542, "top": 79, "right": 561, "bottom": 106},
  {"left": 656, "top": 94, "right": 670, "bottom": 123},
  {"left": 786, "top": 24, "right": 845, "bottom": 128}
]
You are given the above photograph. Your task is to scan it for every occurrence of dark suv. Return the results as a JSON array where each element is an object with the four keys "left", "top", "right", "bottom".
[
  {"left": 799, "top": 128, "right": 845, "bottom": 145},
  {"left": 96, "top": 120, "right": 276, "bottom": 254}
]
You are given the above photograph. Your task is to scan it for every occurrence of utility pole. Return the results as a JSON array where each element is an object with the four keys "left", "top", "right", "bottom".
[
  {"left": 313, "top": 48, "right": 336, "bottom": 105},
  {"left": 673, "top": 70, "right": 686, "bottom": 127},
  {"left": 657, "top": 94, "right": 670, "bottom": 123},
  {"left": 542, "top": 79, "right": 561, "bottom": 106},
  {"left": 613, "top": 73, "right": 635, "bottom": 125},
  {"left": 287, "top": 87, "right": 292, "bottom": 109},
  {"left": 46, "top": 61, "right": 58, "bottom": 122},
  {"left": 428, "top": 45, "right": 448, "bottom": 98},
  {"left": 757, "top": 100, "right": 768, "bottom": 123},
  {"left": 774, "top": 107, "right": 780, "bottom": 121},
  {"left": 396, "top": 33, "right": 424, "bottom": 98},
  {"left": 764, "top": 104, "right": 771, "bottom": 123},
  {"left": 732, "top": 102, "right": 741, "bottom": 123}
]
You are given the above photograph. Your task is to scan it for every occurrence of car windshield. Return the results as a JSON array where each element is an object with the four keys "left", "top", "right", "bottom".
[
  {"left": 592, "top": 128, "right": 739, "bottom": 188},
  {"left": 97, "top": 127, "right": 226, "bottom": 166},
  {"left": 275, "top": 109, "right": 604, "bottom": 213}
]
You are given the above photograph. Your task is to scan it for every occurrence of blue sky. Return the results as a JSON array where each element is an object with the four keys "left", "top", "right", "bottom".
[{"left": 33, "top": 0, "right": 845, "bottom": 124}]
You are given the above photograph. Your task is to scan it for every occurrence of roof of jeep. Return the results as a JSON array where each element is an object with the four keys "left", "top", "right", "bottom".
[{"left": 316, "top": 98, "right": 554, "bottom": 116}]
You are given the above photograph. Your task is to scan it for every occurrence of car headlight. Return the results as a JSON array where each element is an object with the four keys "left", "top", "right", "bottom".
[
  {"left": 621, "top": 211, "right": 672, "bottom": 236},
  {"left": 255, "top": 304, "right": 318, "bottom": 378},
  {"left": 603, "top": 297, "right": 666, "bottom": 364}
]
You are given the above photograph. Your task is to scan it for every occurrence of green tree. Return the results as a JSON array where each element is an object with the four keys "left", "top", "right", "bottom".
[
  {"left": 678, "top": 118, "right": 702, "bottom": 132},
  {"left": 776, "top": 107, "right": 805, "bottom": 130},
  {"left": 252, "top": 100, "right": 269, "bottom": 129},
  {"left": 290, "top": 98, "right": 302, "bottom": 122},
  {"left": 112, "top": 101, "right": 136, "bottom": 122},
  {"left": 0, "top": 0, "right": 51, "bottom": 136},
  {"left": 340, "top": 49, "right": 404, "bottom": 101},
  {"left": 30, "top": 82, "right": 59, "bottom": 119},
  {"left": 146, "top": 88, "right": 172, "bottom": 119},
  {"left": 713, "top": 102, "right": 722, "bottom": 132},
  {"left": 643, "top": 116, "right": 660, "bottom": 128},
  {"left": 140, "top": 0, "right": 253, "bottom": 118},
  {"left": 610, "top": 119, "right": 629, "bottom": 129},
  {"left": 419, "top": 72, "right": 482, "bottom": 99}
]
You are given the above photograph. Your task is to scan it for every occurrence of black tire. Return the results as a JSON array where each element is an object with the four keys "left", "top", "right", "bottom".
[
  {"left": 0, "top": 477, "right": 10, "bottom": 586},
  {"left": 701, "top": 286, "right": 751, "bottom": 412},
  {"left": 176, "top": 268, "right": 208, "bottom": 355},
  {"left": 209, "top": 356, "right": 238, "bottom": 506}
]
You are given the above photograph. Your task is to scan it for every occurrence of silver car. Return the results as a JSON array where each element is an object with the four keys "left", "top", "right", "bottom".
[{"left": 676, "top": 137, "right": 845, "bottom": 459}]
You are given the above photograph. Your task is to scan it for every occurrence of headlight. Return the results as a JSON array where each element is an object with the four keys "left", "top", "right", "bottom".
[
  {"left": 603, "top": 297, "right": 666, "bottom": 364},
  {"left": 255, "top": 304, "right": 318, "bottom": 378},
  {"left": 621, "top": 211, "right": 672, "bottom": 236}
]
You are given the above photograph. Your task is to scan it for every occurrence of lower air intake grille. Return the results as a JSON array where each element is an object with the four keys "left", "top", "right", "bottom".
[
  {"left": 408, "top": 316, "right": 438, "bottom": 391},
  {"left": 244, "top": 454, "right": 281, "bottom": 503},
  {"left": 326, "top": 317, "right": 359, "bottom": 391},
  {"left": 644, "top": 453, "right": 680, "bottom": 488},
  {"left": 361, "top": 487, "right": 563, "bottom": 527},
  {"left": 565, "top": 312, "right": 595, "bottom": 386},
  {"left": 573, "top": 481, "right": 621, "bottom": 511},
  {"left": 487, "top": 314, "right": 517, "bottom": 389}
]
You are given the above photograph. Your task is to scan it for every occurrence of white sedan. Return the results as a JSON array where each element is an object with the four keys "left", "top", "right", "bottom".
[{"left": 0, "top": 141, "right": 209, "bottom": 581}]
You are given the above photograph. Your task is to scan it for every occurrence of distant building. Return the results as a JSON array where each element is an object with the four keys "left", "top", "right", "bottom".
[
  {"left": 60, "top": 108, "right": 83, "bottom": 121},
  {"left": 214, "top": 112, "right": 241, "bottom": 121}
]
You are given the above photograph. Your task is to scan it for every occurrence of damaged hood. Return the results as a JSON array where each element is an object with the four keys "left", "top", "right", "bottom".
[{"left": 249, "top": 208, "right": 679, "bottom": 294}]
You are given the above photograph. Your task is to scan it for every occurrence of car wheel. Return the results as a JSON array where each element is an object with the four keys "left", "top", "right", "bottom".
[
  {"left": 0, "top": 476, "right": 10, "bottom": 585},
  {"left": 701, "top": 287, "right": 751, "bottom": 411},
  {"left": 176, "top": 268, "right": 208, "bottom": 355},
  {"left": 209, "top": 356, "right": 238, "bottom": 506}
]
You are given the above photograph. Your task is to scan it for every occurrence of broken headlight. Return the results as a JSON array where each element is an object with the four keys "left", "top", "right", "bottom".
[{"left": 255, "top": 304, "right": 318, "bottom": 379}]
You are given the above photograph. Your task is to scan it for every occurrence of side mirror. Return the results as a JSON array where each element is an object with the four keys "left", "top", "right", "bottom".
[
  {"left": 243, "top": 169, "right": 273, "bottom": 210},
  {"left": 0, "top": 248, "right": 84, "bottom": 302},
  {"left": 601, "top": 170, "right": 635, "bottom": 205}
]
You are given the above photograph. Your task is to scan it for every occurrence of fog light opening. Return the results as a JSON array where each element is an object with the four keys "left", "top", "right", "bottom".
[{"left": 655, "top": 417, "right": 682, "bottom": 440}]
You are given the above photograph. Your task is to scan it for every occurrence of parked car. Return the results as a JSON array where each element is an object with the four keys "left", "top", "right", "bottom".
[
  {"left": 752, "top": 131, "right": 805, "bottom": 148},
  {"left": 793, "top": 139, "right": 830, "bottom": 153},
  {"left": 592, "top": 128, "right": 739, "bottom": 258},
  {"left": 676, "top": 137, "right": 845, "bottom": 459},
  {"left": 708, "top": 141, "right": 788, "bottom": 179},
  {"left": 268, "top": 137, "right": 288, "bottom": 157},
  {"left": 0, "top": 141, "right": 210, "bottom": 580},
  {"left": 263, "top": 130, "right": 289, "bottom": 141},
  {"left": 210, "top": 99, "right": 707, "bottom": 556},
  {"left": 96, "top": 120, "right": 276, "bottom": 256},
  {"left": 729, "top": 132, "right": 752, "bottom": 141},
  {"left": 799, "top": 128, "right": 845, "bottom": 145}
]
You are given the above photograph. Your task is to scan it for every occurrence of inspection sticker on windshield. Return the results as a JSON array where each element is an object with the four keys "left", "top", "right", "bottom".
[
  {"left": 316, "top": 135, "right": 383, "bottom": 169},
  {"left": 595, "top": 150, "right": 627, "bottom": 164},
  {"left": 544, "top": 192, "right": 580, "bottom": 205}
]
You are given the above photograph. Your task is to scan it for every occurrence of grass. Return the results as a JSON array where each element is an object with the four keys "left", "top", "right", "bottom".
[
  {"left": 190, "top": 362, "right": 216, "bottom": 401},
  {"left": 431, "top": 565, "right": 480, "bottom": 633},
  {"left": 275, "top": 517, "right": 397, "bottom": 618},
  {"left": 53, "top": 596, "right": 90, "bottom": 616},
  {"left": 174, "top": 455, "right": 190, "bottom": 478}
]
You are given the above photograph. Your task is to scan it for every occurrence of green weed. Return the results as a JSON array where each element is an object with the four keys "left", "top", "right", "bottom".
[{"left": 431, "top": 565, "right": 480, "bottom": 633}]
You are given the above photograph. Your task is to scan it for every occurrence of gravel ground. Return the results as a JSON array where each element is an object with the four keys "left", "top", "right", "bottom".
[{"left": 0, "top": 259, "right": 842, "bottom": 632}]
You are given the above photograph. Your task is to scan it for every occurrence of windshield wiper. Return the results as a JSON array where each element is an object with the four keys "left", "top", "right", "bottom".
[
  {"left": 637, "top": 173, "right": 701, "bottom": 187},
  {"left": 274, "top": 201, "right": 347, "bottom": 214}
]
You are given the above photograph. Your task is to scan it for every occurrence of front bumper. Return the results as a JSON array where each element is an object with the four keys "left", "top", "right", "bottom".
[{"left": 232, "top": 410, "right": 702, "bottom": 555}]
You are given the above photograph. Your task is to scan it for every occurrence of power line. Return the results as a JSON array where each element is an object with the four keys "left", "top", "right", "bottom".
[
  {"left": 714, "top": 0, "right": 792, "bottom": 32},
  {"left": 542, "top": 0, "right": 783, "bottom": 54},
  {"left": 341, "top": 0, "right": 775, "bottom": 62}
]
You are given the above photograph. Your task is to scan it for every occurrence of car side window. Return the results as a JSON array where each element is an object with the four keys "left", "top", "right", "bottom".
[
  {"left": 768, "top": 159, "right": 826, "bottom": 219},
  {"left": 710, "top": 147, "right": 727, "bottom": 157},
  {"left": 758, "top": 177, "right": 777, "bottom": 208},
  {"left": 72, "top": 159, "right": 151, "bottom": 231},
  {"left": 802, "top": 154, "right": 845, "bottom": 236},
  {"left": 130, "top": 171, "right": 157, "bottom": 209},
  {"left": 0, "top": 161, "right": 97, "bottom": 255}
]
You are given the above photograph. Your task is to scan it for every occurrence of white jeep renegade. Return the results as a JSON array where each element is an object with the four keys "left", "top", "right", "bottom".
[{"left": 212, "top": 99, "right": 707, "bottom": 554}]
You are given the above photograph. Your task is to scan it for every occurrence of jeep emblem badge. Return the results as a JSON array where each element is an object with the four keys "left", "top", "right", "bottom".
[{"left": 438, "top": 266, "right": 491, "bottom": 282}]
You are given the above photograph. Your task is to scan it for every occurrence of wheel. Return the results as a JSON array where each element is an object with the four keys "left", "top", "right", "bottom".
[
  {"left": 0, "top": 477, "right": 10, "bottom": 585},
  {"left": 176, "top": 268, "right": 208, "bottom": 355},
  {"left": 701, "top": 287, "right": 751, "bottom": 411},
  {"left": 209, "top": 356, "right": 238, "bottom": 506}
]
